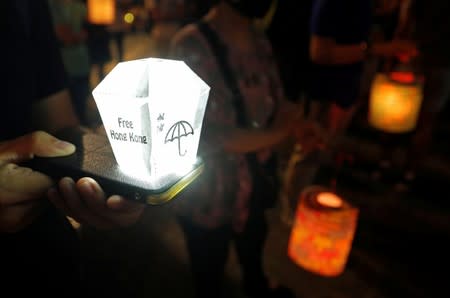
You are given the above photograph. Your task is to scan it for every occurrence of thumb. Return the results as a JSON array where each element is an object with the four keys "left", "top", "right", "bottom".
[
  {"left": 106, "top": 195, "right": 142, "bottom": 212},
  {"left": 0, "top": 131, "right": 76, "bottom": 164}
]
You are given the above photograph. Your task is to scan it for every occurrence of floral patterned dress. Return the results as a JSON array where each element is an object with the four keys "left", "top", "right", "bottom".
[{"left": 170, "top": 22, "right": 285, "bottom": 232}]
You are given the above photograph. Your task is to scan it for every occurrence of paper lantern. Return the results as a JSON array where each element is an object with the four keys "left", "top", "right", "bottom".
[
  {"left": 288, "top": 186, "right": 358, "bottom": 277},
  {"left": 368, "top": 71, "right": 423, "bottom": 133},
  {"left": 87, "top": 0, "right": 116, "bottom": 25}
]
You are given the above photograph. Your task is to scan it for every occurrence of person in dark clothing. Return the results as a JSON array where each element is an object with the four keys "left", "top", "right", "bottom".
[
  {"left": 2, "top": 1, "right": 144, "bottom": 296},
  {"left": 265, "top": 0, "right": 313, "bottom": 103},
  {"left": 85, "top": 23, "right": 112, "bottom": 80},
  {"left": 394, "top": 0, "right": 450, "bottom": 189},
  {"left": 307, "top": 0, "right": 417, "bottom": 149}
]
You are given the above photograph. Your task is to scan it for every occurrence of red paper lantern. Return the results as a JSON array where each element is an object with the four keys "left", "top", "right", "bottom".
[{"left": 288, "top": 186, "right": 358, "bottom": 277}]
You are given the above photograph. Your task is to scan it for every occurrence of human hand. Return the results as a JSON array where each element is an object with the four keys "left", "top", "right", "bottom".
[
  {"left": 374, "top": 39, "right": 418, "bottom": 59},
  {"left": 272, "top": 101, "right": 326, "bottom": 155},
  {"left": 0, "top": 131, "right": 76, "bottom": 233},
  {"left": 48, "top": 177, "right": 145, "bottom": 230},
  {"left": 292, "top": 119, "right": 327, "bottom": 156},
  {"left": 271, "top": 101, "right": 304, "bottom": 134}
]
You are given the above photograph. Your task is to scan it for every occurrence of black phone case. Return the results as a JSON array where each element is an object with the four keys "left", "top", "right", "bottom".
[{"left": 23, "top": 129, "right": 204, "bottom": 205}]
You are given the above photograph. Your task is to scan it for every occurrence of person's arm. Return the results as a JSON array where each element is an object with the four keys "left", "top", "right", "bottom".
[
  {"left": 310, "top": 35, "right": 366, "bottom": 65},
  {"left": 217, "top": 126, "right": 287, "bottom": 154},
  {"left": 309, "top": 0, "right": 362, "bottom": 65},
  {"left": 310, "top": 34, "right": 418, "bottom": 65},
  {"left": 309, "top": 0, "right": 417, "bottom": 65}
]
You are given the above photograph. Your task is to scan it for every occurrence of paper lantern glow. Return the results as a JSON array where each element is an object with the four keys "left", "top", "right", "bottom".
[
  {"left": 87, "top": 0, "right": 116, "bottom": 25},
  {"left": 92, "top": 57, "right": 210, "bottom": 188},
  {"left": 368, "top": 72, "right": 423, "bottom": 133},
  {"left": 288, "top": 186, "right": 358, "bottom": 277}
]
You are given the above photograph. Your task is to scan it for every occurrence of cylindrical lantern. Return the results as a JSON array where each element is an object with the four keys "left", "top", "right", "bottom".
[
  {"left": 368, "top": 71, "right": 423, "bottom": 133},
  {"left": 288, "top": 186, "right": 358, "bottom": 277},
  {"left": 87, "top": 0, "right": 116, "bottom": 25}
]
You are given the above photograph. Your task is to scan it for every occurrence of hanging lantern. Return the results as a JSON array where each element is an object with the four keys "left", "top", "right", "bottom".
[
  {"left": 287, "top": 186, "right": 358, "bottom": 277},
  {"left": 87, "top": 0, "right": 116, "bottom": 25},
  {"left": 368, "top": 71, "right": 423, "bottom": 133}
]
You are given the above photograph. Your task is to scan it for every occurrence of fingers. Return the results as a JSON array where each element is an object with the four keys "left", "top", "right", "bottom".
[
  {"left": 292, "top": 120, "right": 328, "bottom": 154},
  {"left": 0, "top": 200, "right": 43, "bottom": 233},
  {"left": 48, "top": 177, "right": 113, "bottom": 229},
  {"left": 48, "top": 177, "right": 144, "bottom": 229},
  {"left": 106, "top": 195, "right": 145, "bottom": 227},
  {"left": 0, "top": 131, "right": 75, "bottom": 165},
  {"left": 0, "top": 162, "right": 54, "bottom": 205}
]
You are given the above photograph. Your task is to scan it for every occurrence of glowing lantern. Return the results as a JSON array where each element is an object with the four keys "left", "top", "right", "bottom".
[
  {"left": 87, "top": 0, "right": 116, "bottom": 25},
  {"left": 288, "top": 186, "right": 358, "bottom": 277},
  {"left": 92, "top": 57, "right": 210, "bottom": 188},
  {"left": 368, "top": 71, "right": 423, "bottom": 133}
]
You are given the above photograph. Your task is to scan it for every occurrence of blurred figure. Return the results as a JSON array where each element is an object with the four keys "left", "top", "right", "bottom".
[
  {"left": 48, "top": 0, "right": 91, "bottom": 125},
  {"left": 169, "top": 1, "right": 318, "bottom": 297},
  {"left": 3, "top": 1, "right": 144, "bottom": 296},
  {"left": 109, "top": 0, "right": 132, "bottom": 61},
  {"left": 306, "top": 0, "right": 417, "bottom": 174},
  {"left": 264, "top": 0, "right": 313, "bottom": 103},
  {"left": 85, "top": 22, "right": 112, "bottom": 81},
  {"left": 394, "top": 0, "right": 450, "bottom": 190},
  {"left": 149, "top": 0, "right": 186, "bottom": 57}
]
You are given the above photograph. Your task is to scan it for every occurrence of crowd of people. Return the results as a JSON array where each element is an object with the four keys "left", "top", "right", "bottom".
[{"left": 2, "top": 0, "right": 448, "bottom": 298}]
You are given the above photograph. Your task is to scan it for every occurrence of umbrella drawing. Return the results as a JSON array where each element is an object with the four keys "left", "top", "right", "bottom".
[{"left": 165, "top": 120, "right": 194, "bottom": 156}]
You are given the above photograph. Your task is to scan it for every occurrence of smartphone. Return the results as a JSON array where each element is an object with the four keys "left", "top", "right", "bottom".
[{"left": 23, "top": 129, "right": 204, "bottom": 205}]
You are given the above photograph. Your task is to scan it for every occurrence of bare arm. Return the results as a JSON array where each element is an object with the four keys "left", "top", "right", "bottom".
[
  {"left": 31, "top": 89, "right": 79, "bottom": 134},
  {"left": 217, "top": 101, "right": 302, "bottom": 154},
  {"left": 310, "top": 34, "right": 417, "bottom": 65},
  {"left": 219, "top": 126, "right": 287, "bottom": 154},
  {"left": 310, "top": 35, "right": 366, "bottom": 65}
]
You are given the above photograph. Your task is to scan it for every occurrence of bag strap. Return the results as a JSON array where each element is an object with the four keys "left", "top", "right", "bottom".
[
  {"left": 196, "top": 21, "right": 262, "bottom": 166},
  {"left": 197, "top": 21, "right": 249, "bottom": 127}
]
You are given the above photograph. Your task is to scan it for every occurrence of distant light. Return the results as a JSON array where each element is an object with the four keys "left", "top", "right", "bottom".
[
  {"left": 124, "top": 12, "right": 135, "bottom": 24},
  {"left": 87, "top": 0, "right": 115, "bottom": 25}
]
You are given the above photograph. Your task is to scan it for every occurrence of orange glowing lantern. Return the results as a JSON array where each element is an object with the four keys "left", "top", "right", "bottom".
[
  {"left": 87, "top": 0, "right": 116, "bottom": 25},
  {"left": 288, "top": 186, "right": 358, "bottom": 277},
  {"left": 368, "top": 71, "right": 423, "bottom": 133}
]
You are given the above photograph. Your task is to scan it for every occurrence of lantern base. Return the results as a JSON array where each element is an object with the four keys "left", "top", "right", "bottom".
[{"left": 23, "top": 129, "right": 204, "bottom": 205}]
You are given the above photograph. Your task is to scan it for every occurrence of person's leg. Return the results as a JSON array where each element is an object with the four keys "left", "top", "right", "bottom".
[
  {"left": 402, "top": 67, "right": 450, "bottom": 184},
  {"left": 177, "top": 216, "right": 232, "bottom": 298},
  {"left": 234, "top": 210, "right": 295, "bottom": 298},
  {"left": 327, "top": 102, "right": 358, "bottom": 141},
  {"left": 326, "top": 102, "right": 359, "bottom": 188},
  {"left": 234, "top": 211, "right": 269, "bottom": 296},
  {"left": 116, "top": 31, "right": 125, "bottom": 61}
]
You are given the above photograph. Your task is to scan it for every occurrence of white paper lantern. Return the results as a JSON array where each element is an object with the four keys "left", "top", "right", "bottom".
[{"left": 92, "top": 57, "right": 210, "bottom": 189}]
